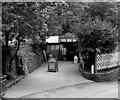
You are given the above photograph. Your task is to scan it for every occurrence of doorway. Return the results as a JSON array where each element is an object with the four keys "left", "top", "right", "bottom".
[{"left": 61, "top": 42, "right": 79, "bottom": 61}]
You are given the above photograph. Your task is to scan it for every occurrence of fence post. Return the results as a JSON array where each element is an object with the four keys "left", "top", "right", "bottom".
[
  {"left": 91, "top": 65, "right": 94, "bottom": 74},
  {"left": 82, "top": 62, "right": 84, "bottom": 69},
  {"left": 95, "top": 53, "right": 97, "bottom": 73}
]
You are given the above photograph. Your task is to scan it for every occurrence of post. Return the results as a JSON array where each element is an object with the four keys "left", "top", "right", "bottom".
[
  {"left": 24, "top": 65, "right": 28, "bottom": 75},
  {"left": 91, "top": 65, "right": 94, "bottom": 74},
  {"left": 95, "top": 53, "right": 97, "bottom": 73},
  {"left": 43, "top": 50, "right": 47, "bottom": 62},
  {"left": 82, "top": 62, "right": 84, "bottom": 69},
  {"left": 74, "top": 55, "right": 78, "bottom": 63}
]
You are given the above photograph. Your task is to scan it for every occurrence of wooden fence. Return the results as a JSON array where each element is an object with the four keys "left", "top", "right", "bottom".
[{"left": 96, "top": 52, "right": 120, "bottom": 71}]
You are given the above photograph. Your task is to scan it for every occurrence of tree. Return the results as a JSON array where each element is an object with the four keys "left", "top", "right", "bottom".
[
  {"left": 2, "top": 2, "right": 49, "bottom": 77},
  {"left": 2, "top": 2, "right": 119, "bottom": 74},
  {"left": 75, "top": 2, "right": 119, "bottom": 68}
]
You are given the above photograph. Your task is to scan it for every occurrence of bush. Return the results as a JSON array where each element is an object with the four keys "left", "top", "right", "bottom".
[{"left": 77, "top": 18, "right": 118, "bottom": 69}]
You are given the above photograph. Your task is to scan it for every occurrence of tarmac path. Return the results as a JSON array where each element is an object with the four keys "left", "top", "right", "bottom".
[{"left": 3, "top": 61, "right": 118, "bottom": 98}]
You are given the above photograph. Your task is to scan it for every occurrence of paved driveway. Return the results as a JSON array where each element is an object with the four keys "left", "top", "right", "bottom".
[{"left": 3, "top": 61, "right": 118, "bottom": 98}]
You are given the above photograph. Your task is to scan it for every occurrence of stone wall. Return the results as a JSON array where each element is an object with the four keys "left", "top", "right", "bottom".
[
  {"left": 18, "top": 44, "right": 44, "bottom": 74},
  {"left": 78, "top": 63, "right": 119, "bottom": 82}
]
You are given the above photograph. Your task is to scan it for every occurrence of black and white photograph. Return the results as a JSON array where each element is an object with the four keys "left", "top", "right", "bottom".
[{"left": 0, "top": 1, "right": 120, "bottom": 99}]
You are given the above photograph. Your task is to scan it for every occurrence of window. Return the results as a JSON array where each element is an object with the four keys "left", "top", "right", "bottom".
[
  {"left": 56, "top": 45, "right": 59, "bottom": 50},
  {"left": 51, "top": 45, "right": 55, "bottom": 50}
]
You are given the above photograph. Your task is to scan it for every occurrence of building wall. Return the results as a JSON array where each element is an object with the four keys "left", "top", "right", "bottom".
[
  {"left": 46, "top": 42, "right": 78, "bottom": 61},
  {"left": 46, "top": 43, "right": 64, "bottom": 60}
]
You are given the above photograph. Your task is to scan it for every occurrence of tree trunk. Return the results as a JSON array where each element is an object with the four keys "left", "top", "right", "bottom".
[
  {"left": 8, "top": 34, "right": 20, "bottom": 72},
  {"left": 4, "top": 32, "right": 9, "bottom": 74}
]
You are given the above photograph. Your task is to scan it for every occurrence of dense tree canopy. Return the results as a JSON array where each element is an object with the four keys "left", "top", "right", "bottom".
[
  {"left": 75, "top": 2, "right": 119, "bottom": 65},
  {"left": 2, "top": 2, "right": 119, "bottom": 74},
  {"left": 2, "top": 2, "right": 51, "bottom": 75}
]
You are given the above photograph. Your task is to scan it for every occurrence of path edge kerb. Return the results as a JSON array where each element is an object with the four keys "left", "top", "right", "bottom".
[
  {"left": 78, "top": 63, "right": 119, "bottom": 82},
  {"left": 6, "top": 75, "right": 25, "bottom": 89}
]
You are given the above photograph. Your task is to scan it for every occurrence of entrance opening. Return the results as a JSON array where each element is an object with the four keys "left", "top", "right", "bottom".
[
  {"left": 46, "top": 33, "right": 79, "bottom": 61},
  {"left": 62, "top": 42, "right": 78, "bottom": 61},
  {"left": 46, "top": 42, "right": 79, "bottom": 61}
]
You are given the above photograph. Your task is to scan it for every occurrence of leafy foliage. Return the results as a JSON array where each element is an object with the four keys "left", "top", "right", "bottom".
[
  {"left": 78, "top": 18, "right": 117, "bottom": 53},
  {"left": 76, "top": 2, "right": 119, "bottom": 65},
  {"left": 2, "top": 2, "right": 50, "bottom": 77},
  {"left": 2, "top": 2, "right": 119, "bottom": 75}
]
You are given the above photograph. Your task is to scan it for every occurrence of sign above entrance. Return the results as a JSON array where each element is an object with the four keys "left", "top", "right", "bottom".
[
  {"left": 73, "top": 39, "right": 77, "bottom": 42},
  {"left": 60, "top": 39, "right": 66, "bottom": 42},
  {"left": 46, "top": 33, "right": 78, "bottom": 43},
  {"left": 59, "top": 38, "right": 77, "bottom": 42},
  {"left": 46, "top": 36, "right": 59, "bottom": 43},
  {"left": 59, "top": 33, "right": 77, "bottom": 42},
  {"left": 67, "top": 39, "right": 72, "bottom": 42}
]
